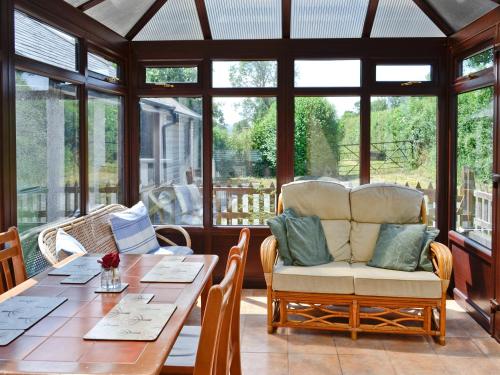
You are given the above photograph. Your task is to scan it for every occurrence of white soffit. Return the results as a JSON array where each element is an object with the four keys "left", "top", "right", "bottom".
[
  {"left": 292, "top": 0, "right": 370, "bottom": 38},
  {"left": 205, "top": 0, "right": 282, "bottom": 40},
  {"left": 134, "top": 0, "right": 203, "bottom": 41},
  {"left": 85, "top": 0, "right": 157, "bottom": 37},
  {"left": 64, "top": 0, "right": 88, "bottom": 7},
  {"left": 371, "top": 0, "right": 445, "bottom": 38}
]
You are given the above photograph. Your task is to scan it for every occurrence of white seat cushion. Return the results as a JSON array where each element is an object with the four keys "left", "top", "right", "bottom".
[
  {"left": 152, "top": 246, "right": 194, "bottom": 256},
  {"left": 351, "top": 263, "right": 442, "bottom": 298},
  {"left": 272, "top": 261, "right": 354, "bottom": 294}
]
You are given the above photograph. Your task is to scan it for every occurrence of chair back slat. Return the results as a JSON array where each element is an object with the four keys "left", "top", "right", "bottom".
[
  {"left": 0, "top": 227, "right": 27, "bottom": 293},
  {"left": 194, "top": 254, "right": 241, "bottom": 375}
]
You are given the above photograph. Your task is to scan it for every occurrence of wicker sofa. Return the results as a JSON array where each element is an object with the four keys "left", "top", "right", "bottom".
[
  {"left": 260, "top": 181, "right": 452, "bottom": 344},
  {"left": 38, "top": 204, "right": 192, "bottom": 265}
]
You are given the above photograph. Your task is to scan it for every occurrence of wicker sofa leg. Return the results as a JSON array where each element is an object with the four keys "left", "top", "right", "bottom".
[{"left": 439, "top": 293, "right": 446, "bottom": 345}]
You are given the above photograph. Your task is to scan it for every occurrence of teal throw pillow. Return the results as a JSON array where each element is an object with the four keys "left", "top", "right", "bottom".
[
  {"left": 267, "top": 208, "right": 298, "bottom": 266},
  {"left": 285, "top": 215, "right": 333, "bottom": 266},
  {"left": 417, "top": 228, "right": 440, "bottom": 272},
  {"left": 367, "top": 223, "right": 426, "bottom": 272}
]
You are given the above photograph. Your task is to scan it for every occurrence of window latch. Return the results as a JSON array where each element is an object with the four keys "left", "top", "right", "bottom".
[{"left": 400, "top": 81, "right": 422, "bottom": 86}]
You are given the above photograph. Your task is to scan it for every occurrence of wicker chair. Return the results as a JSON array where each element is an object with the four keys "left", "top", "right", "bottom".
[{"left": 38, "top": 204, "right": 192, "bottom": 265}]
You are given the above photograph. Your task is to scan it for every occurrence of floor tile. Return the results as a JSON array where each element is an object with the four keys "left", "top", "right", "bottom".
[
  {"left": 288, "top": 353, "right": 342, "bottom": 375},
  {"left": 339, "top": 354, "right": 396, "bottom": 375},
  {"left": 388, "top": 352, "right": 447, "bottom": 375},
  {"left": 472, "top": 338, "right": 500, "bottom": 357},
  {"left": 287, "top": 331, "right": 336, "bottom": 354},
  {"left": 241, "top": 353, "right": 288, "bottom": 375},
  {"left": 334, "top": 334, "right": 387, "bottom": 357},
  {"left": 432, "top": 337, "right": 484, "bottom": 356},
  {"left": 440, "top": 355, "right": 499, "bottom": 375},
  {"left": 383, "top": 335, "right": 436, "bottom": 354},
  {"left": 241, "top": 330, "right": 288, "bottom": 353}
]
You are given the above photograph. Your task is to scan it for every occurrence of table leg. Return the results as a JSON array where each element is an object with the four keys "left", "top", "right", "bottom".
[{"left": 201, "top": 275, "right": 212, "bottom": 319}]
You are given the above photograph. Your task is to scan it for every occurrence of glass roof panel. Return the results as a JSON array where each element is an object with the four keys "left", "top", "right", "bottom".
[
  {"left": 371, "top": 0, "right": 445, "bottom": 38},
  {"left": 85, "top": 0, "right": 157, "bottom": 37},
  {"left": 134, "top": 0, "right": 203, "bottom": 41},
  {"left": 291, "top": 0, "right": 369, "bottom": 38},
  {"left": 64, "top": 0, "right": 88, "bottom": 6},
  {"left": 205, "top": 0, "right": 281, "bottom": 40},
  {"left": 427, "top": 0, "right": 498, "bottom": 32}
]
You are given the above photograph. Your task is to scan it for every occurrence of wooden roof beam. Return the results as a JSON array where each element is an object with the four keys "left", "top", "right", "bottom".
[
  {"left": 411, "top": 0, "right": 454, "bottom": 36},
  {"left": 78, "top": 0, "right": 106, "bottom": 12},
  {"left": 195, "top": 0, "right": 212, "bottom": 40},
  {"left": 125, "top": 0, "right": 168, "bottom": 41},
  {"left": 282, "top": 0, "right": 291, "bottom": 39},
  {"left": 362, "top": 0, "right": 379, "bottom": 38}
]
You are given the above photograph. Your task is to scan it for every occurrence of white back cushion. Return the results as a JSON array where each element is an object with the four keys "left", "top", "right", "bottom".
[
  {"left": 321, "top": 220, "right": 351, "bottom": 261},
  {"left": 350, "top": 183, "right": 423, "bottom": 224},
  {"left": 282, "top": 180, "right": 351, "bottom": 220},
  {"left": 349, "top": 222, "right": 381, "bottom": 262}
]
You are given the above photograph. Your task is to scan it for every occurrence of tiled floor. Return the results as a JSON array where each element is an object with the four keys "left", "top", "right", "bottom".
[{"left": 219, "top": 290, "right": 500, "bottom": 375}]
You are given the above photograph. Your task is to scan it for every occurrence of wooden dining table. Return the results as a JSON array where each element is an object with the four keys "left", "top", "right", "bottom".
[{"left": 0, "top": 253, "right": 218, "bottom": 375}]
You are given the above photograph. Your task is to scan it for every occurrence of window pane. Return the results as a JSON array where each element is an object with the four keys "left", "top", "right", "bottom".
[
  {"left": 15, "top": 11, "right": 77, "bottom": 72},
  {"left": 139, "top": 98, "right": 203, "bottom": 226},
  {"left": 88, "top": 52, "right": 119, "bottom": 79},
  {"left": 145, "top": 67, "right": 198, "bottom": 84},
  {"left": 88, "top": 91, "right": 123, "bottom": 210},
  {"left": 294, "top": 97, "right": 360, "bottom": 187},
  {"left": 212, "top": 61, "right": 277, "bottom": 88},
  {"left": 461, "top": 48, "right": 494, "bottom": 76},
  {"left": 456, "top": 87, "right": 494, "bottom": 248},
  {"left": 213, "top": 97, "right": 277, "bottom": 225},
  {"left": 16, "top": 71, "right": 79, "bottom": 276},
  {"left": 370, "top": 96, "right": 437, "bottom": 226},
  {"left": 295, "top": 60, "right": 361, "bottom": 87},
  {"left": 376, "top": 65, "right": 431, "bottom": 82}
]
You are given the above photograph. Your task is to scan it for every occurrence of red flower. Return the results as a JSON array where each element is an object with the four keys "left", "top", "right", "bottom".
[{"left": 98, "top": 251, "right": 120, "bottom": 269}]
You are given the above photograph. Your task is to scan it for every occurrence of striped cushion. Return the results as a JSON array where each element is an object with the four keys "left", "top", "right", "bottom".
[
  {"left": 109, "top": 201, "right": 160, "bottom": 254},
  {"left": 174, "top": 184, "right": 202, "bottom": 214}
]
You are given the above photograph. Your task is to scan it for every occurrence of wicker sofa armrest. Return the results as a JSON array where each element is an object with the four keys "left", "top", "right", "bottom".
[
  {"left": 430, "top": 241, "right": 453, "bottom": 290},
  {"left": 260, "top": 235, "right": 278, "bottom": 287},
  {"left": 154, "top": 225, "right": 191, "bottom": 248}
]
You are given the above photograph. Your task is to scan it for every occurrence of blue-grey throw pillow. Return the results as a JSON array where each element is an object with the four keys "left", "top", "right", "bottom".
[
  {"left": 367, "top": 223, "right": 426, "bottom": 272},
  {"left": 285, "top": 215, "right": 333, "bottom": 266},
  {"left": 267, "top": 208, "right": 298, "bottom": 266},
  {"left": 417, "top": 228, "right": 440, "bottom": 271}
]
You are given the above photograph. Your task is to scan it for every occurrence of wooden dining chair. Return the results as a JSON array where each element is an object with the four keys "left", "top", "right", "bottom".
[
  {"left": 163, "top": 228, "right": 250, "bottom": 375},
  {"left": 0, "top": 227, "right": 27, "bottom": 294},
  {"left": 163, "top": 254, "right": 241, "bottom": 375}
]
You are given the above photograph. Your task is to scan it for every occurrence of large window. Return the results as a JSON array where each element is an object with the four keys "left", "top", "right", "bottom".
[
  {"left": 213, "top": 97, "right": 277, "bottom": 225},
  {"left": 139, "top": 97, "right": 203, "bottom": 225},
  {"left": 370, "top": 96, "right": 437, "bottom": 225},
  {"left": 16, "top": 71, "right": 79, "bottom": 274},
  {"left": 88, "top": 91, "right": 124, "bottom": 210},
  {"left": 456, "top": 87, "right": 494, "bottom": 248},
  {"left": 294, "top": 97, "right": 360, "bottom": 187}
]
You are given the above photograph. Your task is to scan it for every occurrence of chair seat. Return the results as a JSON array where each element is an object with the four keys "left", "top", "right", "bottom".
[
  {"left": 152, "top": 246, "right": 194, "bottom": 256},
  {"left": 163, "top": 325, "right": 200, "bottom": 374}
]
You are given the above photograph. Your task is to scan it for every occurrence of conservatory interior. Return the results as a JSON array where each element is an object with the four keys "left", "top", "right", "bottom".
[{"left": 0, "top": 0, "right": 500, "bottom": 374}]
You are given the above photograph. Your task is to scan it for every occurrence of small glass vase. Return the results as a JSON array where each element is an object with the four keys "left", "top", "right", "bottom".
[{"left": 100, "top": 267, "right": 121, "bottom": 291}]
